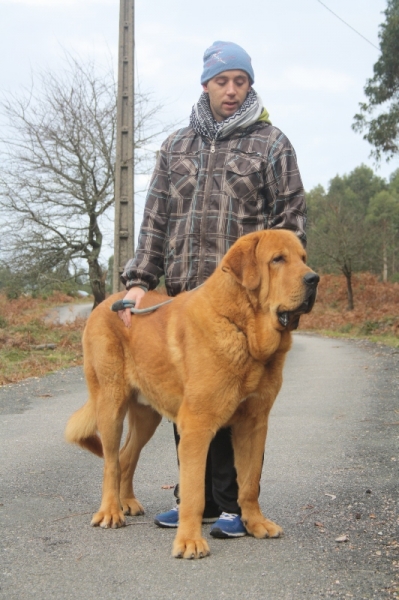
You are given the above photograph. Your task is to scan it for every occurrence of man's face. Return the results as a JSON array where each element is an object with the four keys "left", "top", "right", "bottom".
[{"left": 202, "top": 70, "right": 251, "bottom": 122}]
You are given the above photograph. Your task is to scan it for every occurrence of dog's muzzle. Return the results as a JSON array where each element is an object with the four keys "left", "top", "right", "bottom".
[{"left": 277, "top": 271, "right": 320, "bottom": 329}]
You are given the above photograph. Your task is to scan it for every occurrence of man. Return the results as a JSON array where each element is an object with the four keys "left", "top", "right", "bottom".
[{"left": 118, "top": 40, "right": 306, "bottom": 538}]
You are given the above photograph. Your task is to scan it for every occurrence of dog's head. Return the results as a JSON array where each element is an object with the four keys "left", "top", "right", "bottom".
[{"left": 221, "top": 230, "right": 319, "bottom": 330}]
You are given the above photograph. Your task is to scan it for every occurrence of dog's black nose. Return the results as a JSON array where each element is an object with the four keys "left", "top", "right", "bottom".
[{"left": 303, "top": 272, "right": 320, "bottom": 286}]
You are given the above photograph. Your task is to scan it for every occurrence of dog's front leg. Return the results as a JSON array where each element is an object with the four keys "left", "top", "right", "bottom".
[
  {"left": 172, "top": 415, "right": 213, "bottom": 559},
  {"left": 232, "top": 416, "right": 283, "bottom": 539}
]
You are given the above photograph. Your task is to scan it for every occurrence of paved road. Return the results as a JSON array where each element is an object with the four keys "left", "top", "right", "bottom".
[
  {"left": 44, "top": 303, "right": 92, "bottom": 325},
  {"left": 0, "top": 334, "right": 398, "bottom": 599}
]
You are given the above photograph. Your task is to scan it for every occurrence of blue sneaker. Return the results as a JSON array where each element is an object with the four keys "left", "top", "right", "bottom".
[
  {"left": 154, "top": 506, "right": 219, "bottom": 528},
  {"left": 210, "top": 512, "right": 247, "bottom": 538},
  {"left": 154, "top": 506, "right": 179, "bottom": 528}
]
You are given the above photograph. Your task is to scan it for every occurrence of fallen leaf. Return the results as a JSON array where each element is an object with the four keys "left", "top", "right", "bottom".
[
  {"left": 335, "top": 535, "right": 349, "bottom": 543},
  {"left": 369, "top": 514, "right": 376, "bottom": 519},
  {"left": 315, "top": 521, "right": 324, "bottom": 527}
]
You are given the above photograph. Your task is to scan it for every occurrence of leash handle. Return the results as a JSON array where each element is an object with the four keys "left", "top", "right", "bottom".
[
  {"left": 111, "top": 299, "right": 133, "bottom": 312},
  {"left": 111, "top": 298, "right": 173, "bottom": 315},
  {"left": 111, "top": 283, "right": 203, "bottom": 315}
]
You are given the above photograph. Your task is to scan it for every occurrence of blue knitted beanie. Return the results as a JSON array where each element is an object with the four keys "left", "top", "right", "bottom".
[{"left": 201, "top": 41, "right": 254, "bottom": 85}]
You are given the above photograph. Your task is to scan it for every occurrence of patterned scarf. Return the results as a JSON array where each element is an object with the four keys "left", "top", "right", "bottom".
[{"left": 189, "top": 88, "right": 265, "bottom": 141}]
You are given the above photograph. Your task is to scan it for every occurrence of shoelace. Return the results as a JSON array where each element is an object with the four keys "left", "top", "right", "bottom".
[{"left": 219, "top": 512, "right": 239, "bottom": 521}]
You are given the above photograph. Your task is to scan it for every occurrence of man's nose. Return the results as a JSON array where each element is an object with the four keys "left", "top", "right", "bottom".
[{"left": 225, "top": 82, "right": 236, "bottom": 95}]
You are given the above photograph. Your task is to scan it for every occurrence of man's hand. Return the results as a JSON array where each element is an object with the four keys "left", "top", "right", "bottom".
[{"left": 118, "top": 287, "right": 146, "bottom": 328}]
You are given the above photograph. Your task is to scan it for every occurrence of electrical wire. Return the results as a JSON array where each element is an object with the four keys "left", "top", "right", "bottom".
[{"left": 316, "top": 0, "right": 380, "bottom": 51}]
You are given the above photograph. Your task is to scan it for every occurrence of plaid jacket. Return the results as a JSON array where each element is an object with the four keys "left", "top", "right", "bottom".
[{"left": 121, "top": 121, "right": 306, "bottom": 296}]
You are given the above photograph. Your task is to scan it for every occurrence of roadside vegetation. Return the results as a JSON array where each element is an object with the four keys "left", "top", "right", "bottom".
[
  {"left": 0, "top": 292, "right": 84, "bottom": 385},
  {"left": 299, "top": 272, "right": 399, "bottom": 348},
  {"left": 1, "top": 271, "right": 399, "bottom": 386}
]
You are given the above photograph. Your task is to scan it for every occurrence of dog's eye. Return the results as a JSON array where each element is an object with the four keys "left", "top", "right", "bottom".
[{"left": 272, "top": 255, "right": 285, "bottom": 264}]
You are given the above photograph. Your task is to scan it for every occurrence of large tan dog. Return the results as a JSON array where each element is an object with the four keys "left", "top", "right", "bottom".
[{"left": 65, "top": 229, "right": 319, "bottom": 559}]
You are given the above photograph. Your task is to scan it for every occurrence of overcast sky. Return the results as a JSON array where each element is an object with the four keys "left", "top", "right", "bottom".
[{"left": 0, "top": 0, "right": 395, "bottom": 254}]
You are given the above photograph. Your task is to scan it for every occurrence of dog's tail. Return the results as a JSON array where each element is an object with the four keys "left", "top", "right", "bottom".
[{"left": 65, "top": 401, "right": 103, "bottom": 458}]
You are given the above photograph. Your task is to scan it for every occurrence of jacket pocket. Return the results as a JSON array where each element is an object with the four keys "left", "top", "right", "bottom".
[
  {"left": 224, "top": 154, "right": 263, "bottom": 201},
  {"left": 169, "top": 155, "right": 198, "bottom": 199}
]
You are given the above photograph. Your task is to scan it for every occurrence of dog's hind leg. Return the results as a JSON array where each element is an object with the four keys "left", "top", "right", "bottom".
[
  {"left": 90, "top": 385, "right": 128, "bottom": 529},
  {"left": 119, "top": 398, "right": 162, "bottom": 516}
]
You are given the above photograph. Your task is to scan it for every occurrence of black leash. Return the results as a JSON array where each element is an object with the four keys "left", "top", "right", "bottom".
[
  {"left": 111, "top": 283, "right": 204, "bottom": 315},
  {"left": 110, "top": 297, "right": 173, "bottom": 315}
]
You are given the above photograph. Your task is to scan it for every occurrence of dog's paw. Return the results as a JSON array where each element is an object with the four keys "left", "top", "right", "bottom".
[
  {"left": 91, "top": 507, "right": 126, "bottom": 529},
  {"left": 172, "top": 536, "right": 210, "bottom": 559},
  {"left": 244, "top": 518, "right": 283, "bottom": 539},
  {"left": 121, "top": 497, "right": 145, "bottom": 516}
]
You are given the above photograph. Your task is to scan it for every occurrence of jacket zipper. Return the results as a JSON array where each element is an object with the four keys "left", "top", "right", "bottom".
[{"left": 197, "top": 139, "right": 217, "bottom": 282}]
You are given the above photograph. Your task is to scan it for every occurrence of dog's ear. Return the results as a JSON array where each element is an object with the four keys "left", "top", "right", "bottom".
[{"left": 222, "top": 234, "right": 261, "bottom": 290}]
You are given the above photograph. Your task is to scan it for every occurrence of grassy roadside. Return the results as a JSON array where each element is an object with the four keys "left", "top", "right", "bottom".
[
  {"left": 298, "top": 272, "right": 399, "bottom": 349},
  {"left": 298, "top": 328, "right": 399, "bottom": 349},
  {"left": 0, "top": 292, "right": 87, "bottom": 386},
  {"left": 1, "top": 271, "right": 399, "bottom": 386}
]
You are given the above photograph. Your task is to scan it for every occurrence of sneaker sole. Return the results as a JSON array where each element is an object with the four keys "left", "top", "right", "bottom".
[
  {"left": 210, "top": 528, "right": 247, "bottom": 539},
  {"left": 154, "top": 516, "right": 219, "bottom": 528},
  {"left": 154, "top": 519, "right": 178, "bottom": 528}
]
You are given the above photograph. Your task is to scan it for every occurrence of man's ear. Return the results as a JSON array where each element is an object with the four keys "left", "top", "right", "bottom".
[
  {"left": 202, "top": 83, "right": 209, "bottom": 93},
  {"left": 222, "top": 233, "right": 261, "bottom": 290}
]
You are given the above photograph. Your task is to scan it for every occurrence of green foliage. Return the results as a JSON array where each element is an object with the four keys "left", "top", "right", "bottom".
[
  {"left": 0, "top": 265, "right": 23, "bottom": 299},
  {"left": 307, "top": 164, "right": 399, "bottom": 306},
  {"left": 352, "top": 0, "right": 399, "bottom": 160},
  {"left": 106, "top": 255, "right": 114, "bottom": 293},
  {"left": 0, "top": 259, "right": 90, "bottom": 299},
  {"left": 359, "top": 321, "right": 380, "bottom": 335},
  {"left": 307, "top": 165, "right": 385, "bottom": 272},
  {"left": 338, "top": 323, "right": 353, "bottom": 334},
  {"left": 390, "top": 168, "right": 399, "bottom": 194}
]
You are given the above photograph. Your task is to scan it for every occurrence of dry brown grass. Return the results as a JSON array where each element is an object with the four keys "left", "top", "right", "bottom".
[
  {"left": 1, "top": 273, "right": 399, "bottom": 386},
  {"left": 299, "top": 272, "right": 399, "bottom": 344},
  {"left": 0, "top": 292, "right": 86, "bottom": 385}
]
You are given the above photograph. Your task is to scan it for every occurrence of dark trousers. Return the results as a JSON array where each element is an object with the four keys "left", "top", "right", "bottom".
[{"left": 173, "top": 424, "right": 241, "bottom": 515}]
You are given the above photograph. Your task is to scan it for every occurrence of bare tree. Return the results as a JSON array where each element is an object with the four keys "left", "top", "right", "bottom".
[{"left": 0, "top": 56, "right": 168, "bottom": 307}]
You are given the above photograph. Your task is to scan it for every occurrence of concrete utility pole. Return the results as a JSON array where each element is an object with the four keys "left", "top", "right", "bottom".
[{"left": 113, "top": 0, "right": 135, "bottom": 292}]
